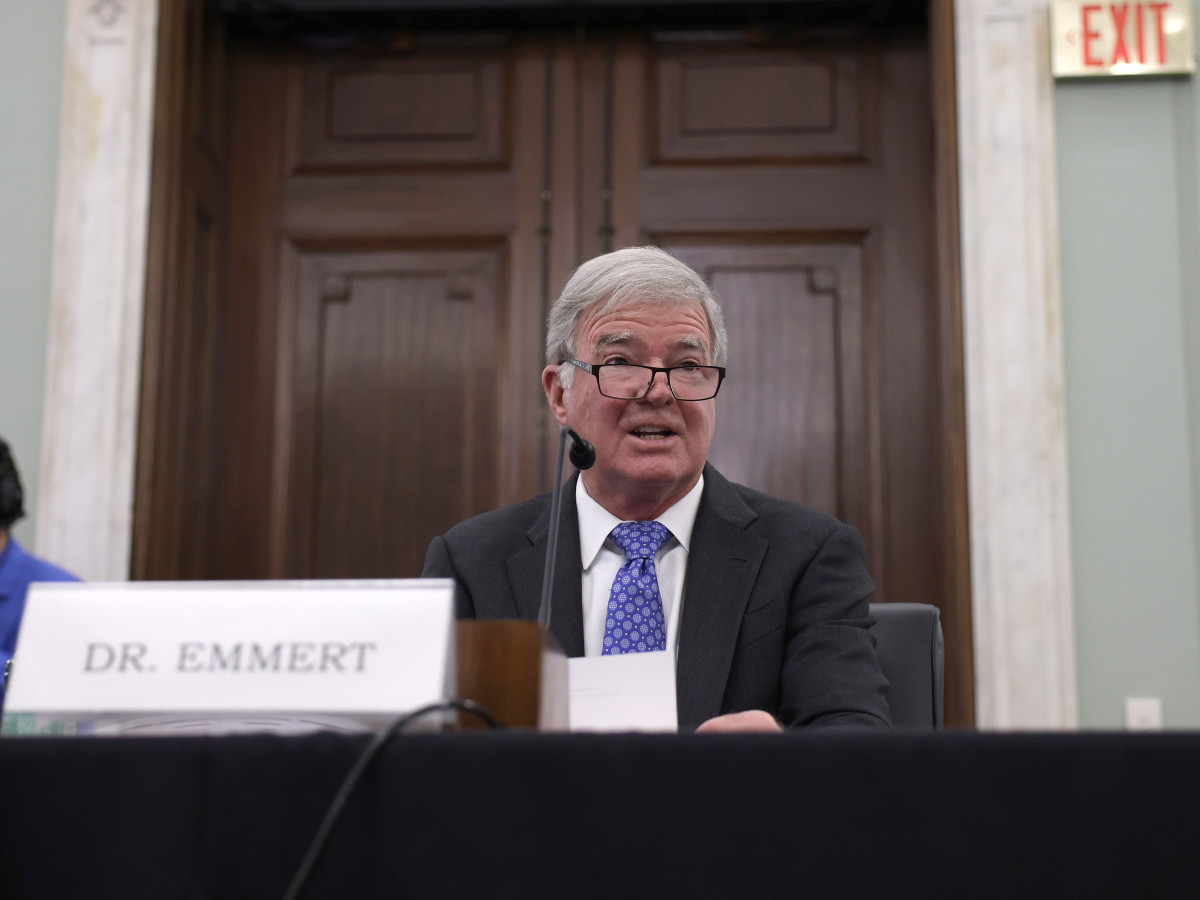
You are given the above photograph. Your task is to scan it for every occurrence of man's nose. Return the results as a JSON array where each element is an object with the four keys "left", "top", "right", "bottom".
[{"left": 642, "top": 369, "right": 674, "bottom": 404}]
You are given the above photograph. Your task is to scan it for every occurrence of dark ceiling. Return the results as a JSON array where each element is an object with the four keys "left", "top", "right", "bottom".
[{"left": 219, "top": 0, "right": 927, "bottom": 39}]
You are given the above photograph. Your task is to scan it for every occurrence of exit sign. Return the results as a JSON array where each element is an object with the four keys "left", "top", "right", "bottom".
[{"left": 1052, "top": 1, "right": 1195, "bottom": 77}]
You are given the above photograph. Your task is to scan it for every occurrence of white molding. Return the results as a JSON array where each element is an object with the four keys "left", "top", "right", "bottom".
[
  {"left": 955, "top": 0, "right": 1079, "bottom": 728},
  {"left": 37, "top": 0, "right": 158, "bottom": 580}
]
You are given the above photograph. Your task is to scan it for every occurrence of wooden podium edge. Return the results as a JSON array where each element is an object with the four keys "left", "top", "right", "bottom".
[{"left": 454, "top": 621, "right": 567, "bottom": 730}]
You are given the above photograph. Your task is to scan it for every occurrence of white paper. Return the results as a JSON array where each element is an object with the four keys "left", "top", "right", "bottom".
[{"left": 568, "top": 652, "right": 677, "bottom": 732}]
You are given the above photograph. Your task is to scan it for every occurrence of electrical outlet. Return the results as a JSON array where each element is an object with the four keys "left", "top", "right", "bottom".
[{"left": 1125, "top": 697, "right": 1163, "bottom": 731}]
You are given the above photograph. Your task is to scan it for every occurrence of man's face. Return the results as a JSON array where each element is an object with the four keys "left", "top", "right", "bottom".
[{"left": 542, "top": 301, "right": 717, "bottom": 519}]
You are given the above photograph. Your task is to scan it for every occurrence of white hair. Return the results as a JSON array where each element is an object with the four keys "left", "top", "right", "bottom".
[{"left": 545, "top": 246, "right": 727, "bottom": 387}]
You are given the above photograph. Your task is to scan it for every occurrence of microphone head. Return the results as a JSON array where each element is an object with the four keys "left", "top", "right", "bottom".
[{"left": 567, "top": 429, "right": 596, "bottom": 470}]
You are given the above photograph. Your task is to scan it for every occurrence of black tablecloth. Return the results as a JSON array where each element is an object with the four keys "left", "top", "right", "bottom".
[{"left": 1, "top": 730, "right": 1197, "bottom": 898}]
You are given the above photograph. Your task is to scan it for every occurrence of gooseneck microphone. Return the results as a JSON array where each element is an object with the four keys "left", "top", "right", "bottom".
[
  {"left": 538, "top": 426, "right": 595, "bottom": 629},
  {"left": 568, "top": 430, "right": 596, "bottom": 470}
]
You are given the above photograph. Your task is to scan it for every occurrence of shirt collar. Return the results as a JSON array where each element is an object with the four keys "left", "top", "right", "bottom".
[{"left": 576, "top": 473, "right": 705, "bottom": 571}]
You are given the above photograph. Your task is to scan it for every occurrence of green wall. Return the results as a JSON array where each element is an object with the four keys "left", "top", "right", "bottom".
[
  {"left": 0, "top": 0, "right": 67, "bottom": 552},
  {"left": 1056, "top": 73, "right": 1200, "bottom": 727}
]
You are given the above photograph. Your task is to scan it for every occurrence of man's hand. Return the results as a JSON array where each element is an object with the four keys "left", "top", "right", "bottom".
[{"left": 694, "top": 710, "right": 783, "bottom": 733}]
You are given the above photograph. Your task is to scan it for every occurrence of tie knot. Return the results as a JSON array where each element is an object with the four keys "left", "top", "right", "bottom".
[{"left": 611, "top": 521, "right": 671, "bottom": 561}]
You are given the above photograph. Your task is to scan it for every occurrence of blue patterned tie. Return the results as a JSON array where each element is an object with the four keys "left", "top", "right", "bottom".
[{"left": 603, "top": 521, "right": 672, "bottom": 655}]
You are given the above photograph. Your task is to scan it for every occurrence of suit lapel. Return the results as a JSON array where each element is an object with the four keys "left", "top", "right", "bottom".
[
  {"left": 505, "top": 475, "right": 586, "bottom": 657},
  {"left": 675, "top": 465, "right": 767, "bottom": 728}
]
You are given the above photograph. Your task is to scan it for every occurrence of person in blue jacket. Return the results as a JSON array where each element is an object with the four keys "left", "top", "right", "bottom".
[{"left": 0, "top": 438, "right": 79, "bottom": 706}]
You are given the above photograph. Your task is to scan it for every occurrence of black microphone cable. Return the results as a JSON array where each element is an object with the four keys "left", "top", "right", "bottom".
[
  {"left": 280, "top": 698, "right": 497, "bottom": 900},
  {"left": 539, "top": 425, "right": 595, "bottom": 630}
]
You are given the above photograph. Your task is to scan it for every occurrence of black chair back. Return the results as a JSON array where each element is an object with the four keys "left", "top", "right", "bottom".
[{"left": 869, "top": 602, "right": 944, "bottom": 728}]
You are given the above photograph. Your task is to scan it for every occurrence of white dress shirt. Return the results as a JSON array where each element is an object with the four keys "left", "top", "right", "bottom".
[{"left": 576, "top": 474, "right": 705, "bottom": 659}]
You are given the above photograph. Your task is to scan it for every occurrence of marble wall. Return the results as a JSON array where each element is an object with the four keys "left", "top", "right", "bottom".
[
  {"left": 36, "top": 0, "right": 158, "bottom": 582},
  {"left": 956, "top": 0, "right": 1078, "bottom": 727}
]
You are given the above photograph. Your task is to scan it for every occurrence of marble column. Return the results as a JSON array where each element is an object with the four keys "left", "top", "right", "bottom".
[
  {"left": 37, "top": 0, "right": 158, "bottom": 581},
  {"left": 956, "top": 0, "right": 1079, "bottom": 728}
]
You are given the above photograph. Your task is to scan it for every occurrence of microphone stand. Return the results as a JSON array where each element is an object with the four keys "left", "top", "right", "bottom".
[{"left": 538, "top": 426, "right": 594, "bottom": 631}]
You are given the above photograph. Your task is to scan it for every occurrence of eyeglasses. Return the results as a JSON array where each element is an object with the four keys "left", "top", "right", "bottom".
[{"left": 561, "top": 359, "right": 726, "bottom": 401}]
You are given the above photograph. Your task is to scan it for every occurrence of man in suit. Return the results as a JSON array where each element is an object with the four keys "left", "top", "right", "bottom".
[{"left": 423, "top": 246, "right": 890, "bottom": 732}]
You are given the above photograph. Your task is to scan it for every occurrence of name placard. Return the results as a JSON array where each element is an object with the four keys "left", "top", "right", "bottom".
[{"left": 2, "top": 579, "right": 455, "bottom": 736}]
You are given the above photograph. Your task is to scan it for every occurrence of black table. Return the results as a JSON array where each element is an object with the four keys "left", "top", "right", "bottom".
[{"left": 1, "top": 730, "right": 1197, "bottom": 898}]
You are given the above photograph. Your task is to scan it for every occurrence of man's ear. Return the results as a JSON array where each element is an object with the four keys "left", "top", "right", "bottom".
[{"left": 542, "top": 365, "right": 569, "bottom": 425}]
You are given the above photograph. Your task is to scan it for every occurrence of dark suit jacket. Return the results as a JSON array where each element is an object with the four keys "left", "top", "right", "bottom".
[{"left": 422, "top": 464, "right": 891, "bottom": 731}]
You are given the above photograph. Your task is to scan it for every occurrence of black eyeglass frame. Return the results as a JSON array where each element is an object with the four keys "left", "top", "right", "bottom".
[{"left": 560, "top": 358, "right": 726, "bottom": 401}]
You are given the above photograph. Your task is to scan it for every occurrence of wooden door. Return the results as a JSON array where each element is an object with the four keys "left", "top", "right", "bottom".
[
  {"left": 213, "top": 36, "right": 555, "bottom": 580},
  {"left": 137, "top": 15, "right": 970, "bottom": 723},
  {"left": 135, "top": 0, "right": 228, "bottom": 581},
  {"left": 607, "top": 34, "right": 939, "bottom": 630},
  {"left": 569, "top": 34, "right": 965, "bottom": 722}
]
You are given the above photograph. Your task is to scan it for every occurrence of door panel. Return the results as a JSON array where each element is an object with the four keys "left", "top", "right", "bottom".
[
  {"left": 299, "top": 56, "right": 508, "bottom": 169},
  {"left": 134, "top": 0, "right": 227, "bottom": 581},
  {"left": 606, "top": 34, "right": 957, "bottom": 713},
  {"left": 287, "top": 249, "right": 504, "bottom": 578},
  {"left": 613, "top": 36, "right": 935, "bottom": 614},
  {"left": 216, "top": 38, "right": 551, "bottom": 580},
  {"left": 653, "top": 50, "right": 863, "bottom": 161},
  {"left": 673, "top": 243, "right": 875, "bottom": 565}
]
